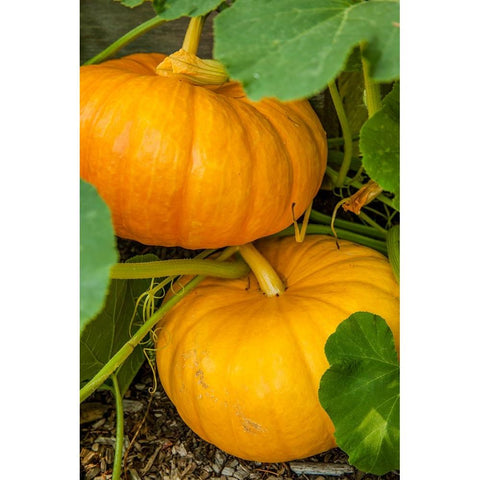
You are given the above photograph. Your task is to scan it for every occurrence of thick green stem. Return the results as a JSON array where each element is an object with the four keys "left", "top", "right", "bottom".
[
  {"left": 386, "top": 225, "right": 400, "bottom": 282},
  {"left": 80, "top": 247, "right": 239, "bottom": 403},
  {"left": 327, "top": 134, "right": 360, "bottom": 147},
  {"left": 310, "top": 209, "right": 386, "bottom": 240},
  {"left": 110, "top": 256, "right": 249, "bottom": 280},
  {"left": 274, "top": 224, "right": 387, "bottom": 255},
  {"left": 360, "top": 44, "right": 382, "bottom": 117},
  {"left": 328, "top": 81, "right": 353, "bottom": 187},
  {"left": 182, "top": 16, "right": 206, "bottom": 55},
  {"left": 110, "top": 374, "right": 124, "bottom": 480},
  {"left": 357, "top": 211, "right": 388, "bottom": 235},
  {"left": 238, "top": 244, "right": 285, "bottom": 297},
  {"left": 83, "top": 16, "right": 166, "bottom": 65}
]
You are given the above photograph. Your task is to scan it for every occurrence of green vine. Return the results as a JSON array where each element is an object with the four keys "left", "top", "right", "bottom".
[
  {"left": 310, "top": 209, "right": 386, "bottom": 240},
  {"left": 328, "top": 81, "right": 353, "bottom": 187},
  {"left": 110, "top": 255, "right": 249, "bottom": 280},
  {"left": 275, "top": 224, "right": 387, "bottom": 255},
  {"left": 386, "top": 225, "right": 400, "bottom": 282},
  {"left": 360, "top": 43, "right": 382, "bottom": 117},
  {"left": 83, "top": 16, "right": 166, "bottom": 65},
  {"left": 110, "top": 374, "right": 124, "bottom": 480},
  {"left": 80, "top": 246, "right": 239, "bottom": 403}
]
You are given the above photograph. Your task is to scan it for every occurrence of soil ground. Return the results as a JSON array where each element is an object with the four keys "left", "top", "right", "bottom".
[{"left": 80, "top": 362, "right": 399, "bottom": 480}]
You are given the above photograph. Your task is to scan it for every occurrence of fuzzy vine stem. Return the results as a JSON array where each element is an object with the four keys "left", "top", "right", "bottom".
[
  {"left": 110, "top": 374, "right": 124, "bottom": 480},
  {"left": 327, "top": 134, "right": 360, "bottom": 147},
  {"left": 237, "top": 244, "right": 285, "bottom": 297},
  {"left": 360, "top": 44, "right": 382, "bottom": 117},
  {"left": 80, "top": 246, "right": 240, "bottom": 403},
  {"left": 386, "top": 224, "right": 400, "bottom": 282},
  {"left": 274, "top": 224, "right": 387, "bottom": 255},
  {"left": 328, "top": 80, "right": 353, "bottom": 188},
  {"left": 83, "top": 16, "right": 166, "bottom": 65},
  {"left": 357, "top": 211, "right": 388, "bottom": 235},
  {"left": 110, "top": 256, "right": 249, "bottom": 280}
]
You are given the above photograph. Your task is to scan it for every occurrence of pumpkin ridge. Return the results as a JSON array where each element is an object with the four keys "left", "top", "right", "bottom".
[
  {"left": 206, "top": 94, "right": 255, "bottom": 239},
  {"left": 287, "top": 254, "right": 393, "bottom": 288},
  {"left": 264, "top": 236, "right": 330, "bottom": 282},
  {"left": 246, "top": 104, "right": 295, "bottom": 226},
  {"left": 291, "top": 280, "right": 398, "bottom": 300},
  {"left": 258, "top": 237, "right": 386, "bottom": 287},
  {"left": 285, "top": 291, "right": 352, "bottom": 319},
  {"left": 100, "top": 53, "right": 167, "bottom": 75},
  {"left": 137, "top": 74, "right": 164, "bottom": 238},
  {"left": 283, "top": 100, "right": 328, "bottom": 170},
  {"left": 175, "top": 82, "right": 196, "bottom": 245},
  {"left": 281, "top": 302, "right": 325, "bottom": 430},
  {"left": 220, "top": 102, "right": 269, "bottom": 238},
  {"left": 161, "top": 315, "right": 212, "bottom": 441},
  {"left": 250, "top": 102, "right": 321, "bottom": 220}
]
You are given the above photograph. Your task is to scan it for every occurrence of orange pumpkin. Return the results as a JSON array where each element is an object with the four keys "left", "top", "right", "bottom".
[
  {"left": 155, "top": 235, "right": 400, "bottom": 462},
  {"left": 80, "top": 53, "right": 327, "bottom": 248}
]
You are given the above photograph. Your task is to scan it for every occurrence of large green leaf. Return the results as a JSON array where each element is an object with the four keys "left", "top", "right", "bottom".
[
  {"left": 359, "top": 83, "right": 400, "bottom": 210},
  {"left": 152, "top": 0, "right": 224, "bottom": 19},
  {"left": 318, "top": 312, "right": 399, "bottom": 475},
  {"left": 214, "top": 0, "right": 399, "bottom": 101},
  {"left": 80, "top": 180, "right": 118, "bottom": 333},
  {"left": 80, "top": 255, "right": 159, "bottom": 397}
]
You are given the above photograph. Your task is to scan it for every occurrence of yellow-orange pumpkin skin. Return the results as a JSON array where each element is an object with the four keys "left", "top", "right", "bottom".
[
  {"left": 156, "top": 235, "right": 400, "bottom": 462},
  {"left": 80, "top": 53, "right": 327, "bottom": 249}
]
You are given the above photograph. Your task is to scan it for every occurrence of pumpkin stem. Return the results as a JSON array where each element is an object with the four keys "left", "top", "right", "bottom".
[
  {"left": 182, "top": 16, "right": 206, "bottom": 56},
  {"left": 156, "top": 49, "right": 228, "bottom": 85},
  {"left": 156, "top": 15, "right": 228, "bottom": 86},
  {"left": 292, "top": 201, "right": 313, "bottom": 243},
  {"left": 238, "top": 243, "right": 285, "bottom": 297}
]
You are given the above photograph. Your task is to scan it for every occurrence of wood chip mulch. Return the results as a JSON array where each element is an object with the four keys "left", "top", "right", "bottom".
[{"left": 80, "top": 363, "right": 399, "bottom": 480}]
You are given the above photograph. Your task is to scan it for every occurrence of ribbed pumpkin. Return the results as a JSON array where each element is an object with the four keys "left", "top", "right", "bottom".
[
  {"left": 80, "top": 53, "right": 327, "bottom": 249},
  {"left": 155, "top": 235, "right": 400, "bottom": 462}
]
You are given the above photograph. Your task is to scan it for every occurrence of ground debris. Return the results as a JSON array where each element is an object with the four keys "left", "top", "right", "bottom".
[{"left": 80, "top": 364, "right": 399, "bottom": 480}]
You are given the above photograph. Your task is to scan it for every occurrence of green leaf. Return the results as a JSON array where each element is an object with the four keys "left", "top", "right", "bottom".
[
  {"left": 115, "top": 0, "right": 150, "bottom": 7},
  {"left": 152, "top": 0, "right": 224, "bottom": 19},
  {"left": 80, "top": 180, "right": 118, "bottom": 333},
  {"left": 319, "top": 312, "right": 399, "bottom": 475},
  {"left": 359, "top": 83, "right": 399, "bottom": 209},
  {"left": 80, "top": 255, "right": 159, "bottom": 397},
  {"left": 214, "top": 0, "right": 399, "bottom": 101}
]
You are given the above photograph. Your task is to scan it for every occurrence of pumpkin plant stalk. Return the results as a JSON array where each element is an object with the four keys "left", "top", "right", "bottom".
[
  {"left": 238, "top": 243, "right": 285, "bottom": 297},
  {"left": 110, "top": 374, "right": 124, "bottom": 480},
  {"left": 109, "top": 255, "right": 249, "bottom": 280},
  {"left": 155, "top": 16, "right": 228, "bottom": 85},
  {"left": 182, "top": 16, "right": 206, "bottom": 56},
  {"left": 83, "top": 16, "right": 166, "bottom": 65},
  {"left": 328, "top": 81, "right": 353, "bottom": 188},
  {"left": 274, "top": 224, "right": 388, "bottom": 255},
  {"left": 360, "top": 45, "right": 382, "bottom": 117}
]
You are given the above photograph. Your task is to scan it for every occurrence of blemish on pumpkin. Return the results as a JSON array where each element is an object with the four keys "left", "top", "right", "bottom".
[
  {"left": 195, "top": 369, "right": 209, "bottom": 389},
  {"left": 241, "top": 418, "right": 265, "bottom": 434}
]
